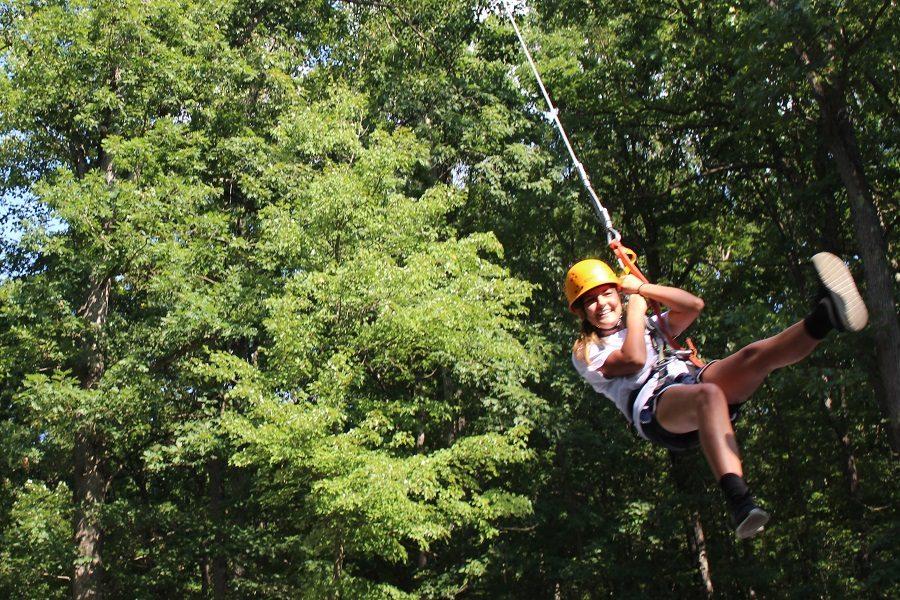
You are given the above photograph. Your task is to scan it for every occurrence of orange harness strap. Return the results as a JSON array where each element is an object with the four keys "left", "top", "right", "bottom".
[{"left": 609, "top": 240, "right": 705, "bottom": 369}]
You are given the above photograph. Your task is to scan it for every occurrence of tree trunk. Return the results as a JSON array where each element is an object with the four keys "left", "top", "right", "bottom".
[
  {"left": 206, "top": 456, "right": 229, "bottom": 599},
  {"left": 687, "top": 509, "right": 714, "bottom": 598},
  {"left": 820, "top": 380, "right": 861, "bottom": 503},
  {"left": 809, "top": 75, "right": 900, "bottom": 453},
  {"left": 668, "top": 452, "right": 715, "bottom": 598},
  {"left": 73, "top": 107, "right": 115, "bottom": 595},
  {"left": 73, "top": 429, "right": 106, "bottom": 600},
  {"left": 416, "top": 406, "right": 428, "bottom": 569},
  {"left": 332, "top": 540, "right": 344, "bottom": 598},
  {"left": 73, "top": 276, "right": 111, "bottom": 600},
  {"left": 769, "top": 0, "right": 899, "bottom": 458}
]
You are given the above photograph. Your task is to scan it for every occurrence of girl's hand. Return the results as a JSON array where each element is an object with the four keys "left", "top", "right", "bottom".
[{"left": 620, "top": 274, "right": 644, "bottom": 295}]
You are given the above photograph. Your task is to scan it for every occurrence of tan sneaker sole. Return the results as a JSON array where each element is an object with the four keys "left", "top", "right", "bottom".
[{"left": 811, "top": 252, "right": 869, "bottom": 332}]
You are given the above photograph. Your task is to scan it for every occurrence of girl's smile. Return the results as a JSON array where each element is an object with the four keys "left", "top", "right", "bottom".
[{"left": 580, "top": 284, "right": 623, "bottom": 332}]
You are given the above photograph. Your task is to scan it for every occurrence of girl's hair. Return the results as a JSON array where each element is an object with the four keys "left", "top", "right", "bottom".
[{"left": 571, "top": 298, "right": 607, "bottom": 364}]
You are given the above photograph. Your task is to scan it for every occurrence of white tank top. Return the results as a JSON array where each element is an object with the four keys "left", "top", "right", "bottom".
[{"left": 571, "top": 313, "right": 689, "bottom": 420}]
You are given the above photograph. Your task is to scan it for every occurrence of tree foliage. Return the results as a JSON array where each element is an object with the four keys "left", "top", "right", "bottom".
[{"left": 0, "top": 0, "right": 896, "bottom": 598}]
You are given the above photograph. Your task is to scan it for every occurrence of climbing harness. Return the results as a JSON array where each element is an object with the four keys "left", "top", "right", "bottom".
[
  {"left": 502, "top": 1, "right": 704, "bottom": 367},
  {"left": 647, "top": 316, "right": 697, "bottom": 372},
  {"left": 615, "top": 244, "right": 704, "bottom": 368}
]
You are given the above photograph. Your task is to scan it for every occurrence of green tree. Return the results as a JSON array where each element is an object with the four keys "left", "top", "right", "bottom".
[
  {"left": 1, "top": 1, "right": 545, "bottom": 597},
  {"left": 1, "top": 0, "right": 896, "bottom": 597},
  {"left": 332, "top": 0, "right": 897, "bottom": 596}
]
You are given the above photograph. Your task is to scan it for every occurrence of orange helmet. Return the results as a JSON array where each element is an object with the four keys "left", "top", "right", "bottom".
[{"left": 564, "top": 259, "right": 620, "bottom": 311}]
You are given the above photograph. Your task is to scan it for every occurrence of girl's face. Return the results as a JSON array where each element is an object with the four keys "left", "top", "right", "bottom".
[{"left": 579, "top": 284, "right": 622, "bottom": 330}]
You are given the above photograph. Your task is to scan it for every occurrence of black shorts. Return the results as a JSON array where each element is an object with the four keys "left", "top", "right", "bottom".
[{"left": 635, "top": 362, "right": 742, "bottom": 452}]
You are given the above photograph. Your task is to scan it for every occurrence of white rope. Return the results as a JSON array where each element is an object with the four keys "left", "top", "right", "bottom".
[{"left": 501, "top": 1, "right": 621, "bottom": 245}]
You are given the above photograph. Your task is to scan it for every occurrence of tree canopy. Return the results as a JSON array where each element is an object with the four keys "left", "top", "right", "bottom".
[{"left": 1, "top": 0, "right": 897, "bottom": 598}]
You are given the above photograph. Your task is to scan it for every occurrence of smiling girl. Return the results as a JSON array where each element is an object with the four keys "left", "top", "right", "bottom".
[{"left": 567, "top": 253, "right": 868, "bottom": 538}]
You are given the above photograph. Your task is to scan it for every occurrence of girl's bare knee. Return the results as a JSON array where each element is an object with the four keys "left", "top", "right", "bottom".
[{"left": 694, "top": 383, "right": 727, "bottom": 412}]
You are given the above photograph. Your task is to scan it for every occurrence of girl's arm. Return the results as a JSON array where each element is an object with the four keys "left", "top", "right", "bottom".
[
  {"left": 599, "top": 292, "right": 649, "bottom": 377},
  {"left": 620, "top": 275, "right": 704, "bottom": 337}
]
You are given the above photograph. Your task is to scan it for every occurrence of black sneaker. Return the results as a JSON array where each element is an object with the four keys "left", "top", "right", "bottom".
[
  {"left": 811, "top": 252, "right": 868, "bottom": 332},
  {"left": 730, "top": 498, "right": 770, "bottom": 540}
]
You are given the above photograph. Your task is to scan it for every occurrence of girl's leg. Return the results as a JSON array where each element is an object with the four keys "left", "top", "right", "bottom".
[
  {"left": 655, "top": 383, "right": 770, "bottom": 538},
  {"left": 655, "top": 383, "right": 741, "bottom": 479},
  {"left": 699, "top": 321, "right": 820, "bottom": 404},
  {"left": 702, "top": 251, "right": 868, "bottom": 405}
]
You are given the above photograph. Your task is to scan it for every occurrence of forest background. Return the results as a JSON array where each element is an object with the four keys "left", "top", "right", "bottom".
[{"left": 0, "top": 0, "right": 897, "bottom": 598}]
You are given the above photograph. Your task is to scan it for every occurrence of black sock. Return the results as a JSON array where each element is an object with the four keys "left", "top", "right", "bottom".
[
  {"left": 719, "top": 473, "right": 751, "bottom": 507},
  {"left": 803, "top": 300, "right": 833, "bottom": 340}
]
